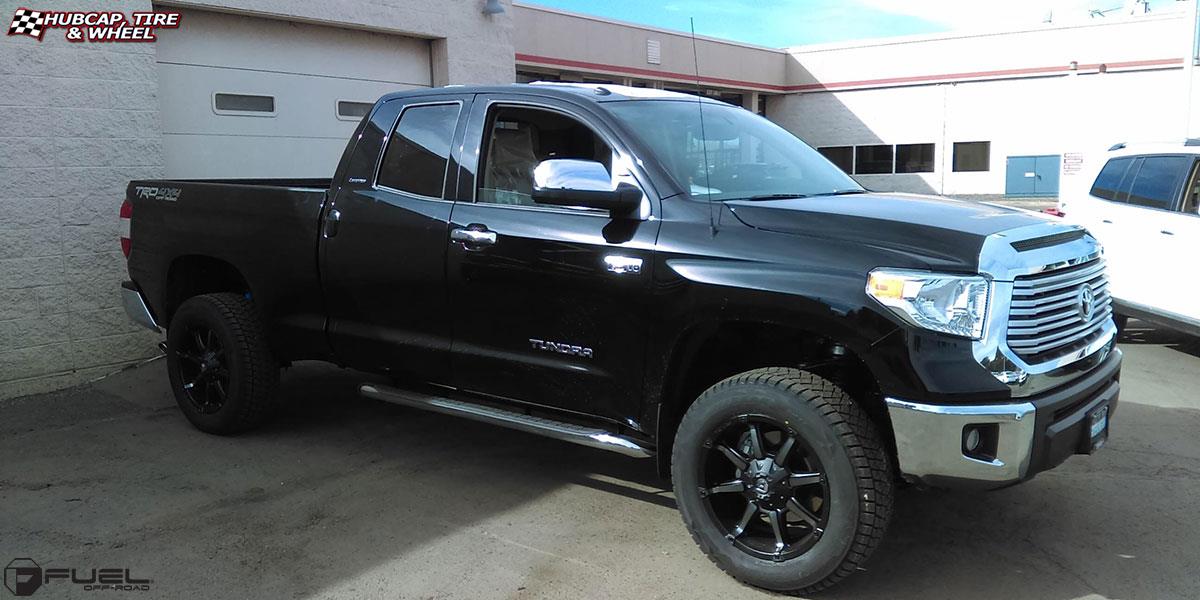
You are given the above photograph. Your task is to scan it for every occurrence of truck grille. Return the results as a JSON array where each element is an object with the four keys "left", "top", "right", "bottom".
[{"left": 1007, "top": 256, "right": 1112, "bottom": 363}]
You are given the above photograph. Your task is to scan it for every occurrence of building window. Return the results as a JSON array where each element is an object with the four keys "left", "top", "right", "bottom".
[
  {"left": 818, "top": 146, "right": 854, "bottom": 174},
  {"left": 896, "top": 143, "right": 935, "bottom": 173},
  {"left": 213, "top": 93, "right": 275, "bottom": 116},
  {"left": 336, "top": 101, "right": 373, "bottom": 121},
  {"left": 953, "top": 141, "right": 990, "bottom": 172},
  {"left": 517, "top": 70, "right": 557, "bottom": 83},
  {"left": 855, "top": 145, "right": 893, "bottom": 174},
  {"left": 377, "top": 103, "right": 461, "bottom": 198},
  {"left": 757, "top": 95, "right": 768, "bottom": 117}
]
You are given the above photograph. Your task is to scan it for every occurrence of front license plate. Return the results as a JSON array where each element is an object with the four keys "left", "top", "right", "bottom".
[{"left": 1087, "top": 404, "right": 1109, "bottom": 452}]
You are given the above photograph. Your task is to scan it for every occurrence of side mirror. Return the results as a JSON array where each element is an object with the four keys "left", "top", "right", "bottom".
[{"left": 531, "top": 159, "right": 643, "bottom": 218}]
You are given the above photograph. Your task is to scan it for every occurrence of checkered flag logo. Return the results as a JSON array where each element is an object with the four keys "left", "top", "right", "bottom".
[{"left": 8, "top": 8, "right": 46, "bottom": 40}]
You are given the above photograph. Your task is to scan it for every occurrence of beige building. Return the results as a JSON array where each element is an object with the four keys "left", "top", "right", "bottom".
[{"left": 1, "top": 0, "right": 1198, "bottom": 395}]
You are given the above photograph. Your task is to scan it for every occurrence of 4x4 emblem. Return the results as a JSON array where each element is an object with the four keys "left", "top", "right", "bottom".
[{"left": 1077, "top": 284, "right": 1095, "bottom": 322}]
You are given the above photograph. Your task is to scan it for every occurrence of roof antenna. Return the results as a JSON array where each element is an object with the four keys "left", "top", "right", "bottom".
[{"left": 689, "top": 18, "right": 718, "bottom": 235}]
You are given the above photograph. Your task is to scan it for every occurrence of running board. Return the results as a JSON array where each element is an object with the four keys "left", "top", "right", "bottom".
[{"left": 359, "top": 384, "right": 654, "bottom": 458}]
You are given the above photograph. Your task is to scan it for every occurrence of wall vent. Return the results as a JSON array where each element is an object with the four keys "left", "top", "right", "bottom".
[{"left": 646, "top": 39, "right": 661, "bottom": 65}]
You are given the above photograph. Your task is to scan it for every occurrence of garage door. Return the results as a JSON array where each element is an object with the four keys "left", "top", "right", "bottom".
[{"left": 156, "top": 9, "right": 432, "bottom": 179}]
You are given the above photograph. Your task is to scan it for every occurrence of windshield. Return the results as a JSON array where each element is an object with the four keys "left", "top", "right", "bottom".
[{"left": 607, "top": 100, "right": 863, "bottom": 201}]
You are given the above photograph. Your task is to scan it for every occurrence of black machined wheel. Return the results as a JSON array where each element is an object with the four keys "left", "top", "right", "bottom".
[
  {"left": 166, "top": 293, "right": 279, "bottom": 435},
  {"left": 672, "top": 368, "right": 894, "bottom": 594},
  {"left": 700, "top": 415, "right": 829, "bottom": 562},
  {"left": 175, "top": 326, "right": 231, "bottom": 415}
]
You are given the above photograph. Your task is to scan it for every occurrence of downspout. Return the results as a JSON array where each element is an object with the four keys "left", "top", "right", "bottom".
[{"left": 1185, "top": 0, "right": 1199, "bottom": 137}]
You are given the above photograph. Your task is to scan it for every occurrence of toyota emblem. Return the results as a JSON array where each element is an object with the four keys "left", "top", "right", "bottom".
[{"left": 1077, "top": 284, "right": 1095, "bottom": 322}]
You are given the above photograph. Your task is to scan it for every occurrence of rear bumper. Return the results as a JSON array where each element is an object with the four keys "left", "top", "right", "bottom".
[
  {"left": 886, "top": 347, "right": 1121, "bottom": 488},
  {"left": 121, "top": 281, "right": 161, "bottom": 333}
]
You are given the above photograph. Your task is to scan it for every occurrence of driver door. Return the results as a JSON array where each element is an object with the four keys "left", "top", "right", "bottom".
[{"left": 445, "top": 95, "right": 660, "bottom": 428}]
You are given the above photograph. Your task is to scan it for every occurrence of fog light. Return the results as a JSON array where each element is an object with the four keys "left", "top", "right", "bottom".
[
  {"left": 962, "top": 424, "right": 999, "bottom": 461},
  {"left": 964, "top": 427, "right": 982, "bottom": 452}
]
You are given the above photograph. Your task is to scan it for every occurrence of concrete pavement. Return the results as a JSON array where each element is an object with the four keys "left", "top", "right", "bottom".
[{"left": 2, "top": 322, "right": 1198, "bottom": 599}]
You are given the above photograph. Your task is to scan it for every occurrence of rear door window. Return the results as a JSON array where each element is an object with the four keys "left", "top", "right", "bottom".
[
  {"left": 377, "top": 102, "right": 462, "bottom": 198},
  {"left": 1090, "top": 157, "right": 1134, "bottom": 202},
  {"left": 1125, "top": 155, "right": 1191, "bottom": 210}
]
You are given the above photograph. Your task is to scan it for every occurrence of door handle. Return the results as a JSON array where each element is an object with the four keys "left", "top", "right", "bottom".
[
  {"left": 450, "top": 225, "right": 497, "bottom": 248},
  {"left": 1161, "top": 230, "right": 1174, "bottom": 236},
  {"left": 1101, "top": 219, "right": 1113, "bottom": 224},
  {"left": 322, "top": 209, "right": 341, "bottom": 238}
]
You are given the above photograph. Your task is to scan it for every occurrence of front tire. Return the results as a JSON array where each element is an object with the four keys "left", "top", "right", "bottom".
[
  {"left": 671, "top": 368, "right": 894, "bottom": 594},
  {"left": 166, "top": 293, "right": 279, "bottom": 435}
]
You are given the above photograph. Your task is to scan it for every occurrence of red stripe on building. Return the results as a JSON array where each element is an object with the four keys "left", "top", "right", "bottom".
[{"left": 514, "top": 53, "right": 1185, "bottom": 94}]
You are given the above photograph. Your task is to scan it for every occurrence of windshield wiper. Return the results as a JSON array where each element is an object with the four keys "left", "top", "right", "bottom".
[
  {"left": 735, "top": 193, "right": 811, "bottom": 201},
  {"left": 808, "top": 189, "right": 869, "bottom": 197}
]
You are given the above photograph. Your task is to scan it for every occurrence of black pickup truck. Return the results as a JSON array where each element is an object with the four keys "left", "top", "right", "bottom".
[{"left": 120, "top": 83, "right": 1121, "bottom": 593}]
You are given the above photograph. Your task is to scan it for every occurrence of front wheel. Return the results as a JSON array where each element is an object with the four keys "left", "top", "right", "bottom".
[{"left": 671, "top": 368, "right": 894, "bottom": 594}]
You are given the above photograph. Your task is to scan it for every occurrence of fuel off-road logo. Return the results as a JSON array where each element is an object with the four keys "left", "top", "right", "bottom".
[
  {"left": 4, "top": 558, "right": 152, "bottom": 596},
  {"left": 7, "top": 7, "right": 180, "bottom": 42}
]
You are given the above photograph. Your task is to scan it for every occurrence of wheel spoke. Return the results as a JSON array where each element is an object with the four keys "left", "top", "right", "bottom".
[
  {"left": 786, "top": 497, "right": 820, "bottom": 526},
  {"left": 212, "top": 378, "right": 227, "bottom": 401},
  {"left": 746, "top": 424, "right": 765, "bottom": 460},
  {"left": 768, "top": 509, "right": 787, "bottom": 554},
  {"left": 773, "top": 435, "right": 796, "bottom": 466},
  {"left": 193, "top": 330, "right": 207, "bottom": 351},
  {"left": 788, "top": 472, "right": 822, "bottom": 487},
  {"left": 731, "top": 502, "right": 758, "bottom": 539},
  {"left": 709, "top": 480, "right": 746, "bottom": 495},
  {"left": 715, "top": 445, "right": 749, "bottom": 471},
  {"left": 176, "top": 350, "right": 203, "bottom": 364}
]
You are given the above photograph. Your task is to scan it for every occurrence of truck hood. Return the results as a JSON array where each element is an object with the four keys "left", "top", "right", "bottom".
[{"left": 727, "top": 192, "right": 1052, "bottom": 272}]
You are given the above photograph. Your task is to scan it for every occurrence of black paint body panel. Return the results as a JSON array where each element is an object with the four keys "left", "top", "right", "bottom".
[{"left": 125, "top": 84, "right": 1063, "bottom": 446}]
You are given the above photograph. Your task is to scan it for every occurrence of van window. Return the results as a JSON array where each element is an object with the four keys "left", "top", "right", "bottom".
[
  {"left": 1126, "top": 156, "right": 1190, "bottom": 210},
  {"left": 377, "top": 103, "right": 461, "bottom": 198},
  {"left": 1090, "top": 157, "right": 1135, "bottom": 202}
]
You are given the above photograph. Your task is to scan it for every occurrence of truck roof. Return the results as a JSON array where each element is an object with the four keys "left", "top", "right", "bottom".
[{"left": 377, "top": 82, "right": 726, "bottom": 105}]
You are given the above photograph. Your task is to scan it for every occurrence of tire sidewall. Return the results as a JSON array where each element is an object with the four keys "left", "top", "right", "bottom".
[
  {"left": 673, "top": 379, "right": 863, "bottom": 591},
  {"left": 166, "top": 296, "right": 250, "bottom": 433}
]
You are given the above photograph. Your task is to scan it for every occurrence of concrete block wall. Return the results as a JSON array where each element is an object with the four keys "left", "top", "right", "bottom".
[
  {"left": 0, "top": 0, "right": 163, "bottom": 398},
  {"left": 0, "top": 0, "right": 516, "bottom": 399}
]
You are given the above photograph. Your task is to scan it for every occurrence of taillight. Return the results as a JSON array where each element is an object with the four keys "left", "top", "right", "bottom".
[{"left": 119, "top": 199, "right": 132, "bottom": 257}]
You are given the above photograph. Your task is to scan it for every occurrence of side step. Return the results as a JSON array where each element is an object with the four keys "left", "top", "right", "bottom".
[{"left": 359, "top": 384, "right": 654, "bottom": 458}]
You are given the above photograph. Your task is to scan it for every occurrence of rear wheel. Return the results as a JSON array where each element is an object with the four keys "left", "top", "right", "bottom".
[
  {"left": 672, "top": 368, "right": 894, "bottom": 594},
  {"left": 166, "top": 293, "right": 279, "bottom": 434}
]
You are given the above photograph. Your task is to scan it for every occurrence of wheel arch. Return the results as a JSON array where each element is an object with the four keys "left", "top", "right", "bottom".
[
  {"left": 654, "top": 317, "right": 899, "bottom": 478},
  {"left": 162, "top": 255, "right": 252, "bottom": 326}
]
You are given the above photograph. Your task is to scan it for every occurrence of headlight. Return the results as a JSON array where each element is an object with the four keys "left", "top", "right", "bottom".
[{"left": 866, "top": 269, "right": 990, "bottom": 339}]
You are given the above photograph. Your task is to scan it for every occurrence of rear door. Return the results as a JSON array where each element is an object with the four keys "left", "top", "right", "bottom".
[
  {"left": 1156, "top": 157, "right": 1200, "bottom": 320},
  {"left": 320, "top": 94, "right": 472, "bottom": 382},
  {"left": 1117, "top": 155, "right": 1194, "bottom": 310},
  {"left": 445, "top": 94, "right": 660, "bottom": 427}
]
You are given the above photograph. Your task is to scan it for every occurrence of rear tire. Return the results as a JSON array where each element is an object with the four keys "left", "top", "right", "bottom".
[
  {"left": 166, "top": 293, "right": 279, "bottom": 435},
  {"left": 671, "top": 367, "right": 894, "bottom": 594}
]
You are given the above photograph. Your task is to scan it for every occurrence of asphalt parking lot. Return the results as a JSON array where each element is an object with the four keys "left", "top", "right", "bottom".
[{"left": 3, "top": 322, "right": 1199, "bottom": 600}]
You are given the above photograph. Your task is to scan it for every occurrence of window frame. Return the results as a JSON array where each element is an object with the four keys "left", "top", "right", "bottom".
[
  {"left": 336, "top": 100, "right": 375, "bottom": 122},
  {"left": 212, "top": 92, "right": 276, "bottom": 117},
  {"left": 895, "top": 143, "right": 936, "bottom": 174},
  {"left": 854, "top": 144, "right": 894, "bottom": 175},
  {"left": 952, "top": 141, "right": 991, "bottom": 173},
  {"left": 1181, "top": 158, "right": 1200, "bottom": 216},
  {"left": 1092, "top": 154, "right": 1194, "bottom": 214},
  {"left": 372, "top": 100, "right": 464, "bottom": 202},
  {"left": 469, "top": 99, "right": 653, "bottom": 218},
  {"left": 817, "top": 146, "right": 855, "bottom": 174},
  {"left": 1123, "top": 154, "right": 1193, "bottom": 213}
]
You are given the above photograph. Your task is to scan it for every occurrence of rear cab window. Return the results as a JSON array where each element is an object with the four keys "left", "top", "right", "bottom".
[
  {"left": 376, "top": 102, "right": 462, "bottom": 198},
  {"left": 1090, "top": 157, "right": 1134, "bottom": 202}
]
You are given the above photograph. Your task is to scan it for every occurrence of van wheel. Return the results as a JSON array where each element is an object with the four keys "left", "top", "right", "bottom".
[
  {"left": 671, "top": 368, "right": 894, "bottom": 594},
  {"left": 166, "top": 293, "right": 279, "bottom": 435}
]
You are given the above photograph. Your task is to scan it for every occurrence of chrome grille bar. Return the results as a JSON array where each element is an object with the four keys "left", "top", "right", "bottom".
[{"left": 1006, "top": 255, "right": 1112, "bottom": 362}]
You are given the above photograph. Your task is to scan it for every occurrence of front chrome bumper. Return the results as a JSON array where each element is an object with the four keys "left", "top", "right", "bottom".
[
  {"left": 886, "top": 347, "right": 1121, "bottom": 488},
  {"left": 886, "top": 397, "right": 1035, "bottom": 485},
  {"left": 121, "top": 281, "right": 160, "bottom": 333}
]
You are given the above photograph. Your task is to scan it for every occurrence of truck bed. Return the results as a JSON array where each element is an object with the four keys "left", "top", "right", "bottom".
[{"left": 125, "top": 178, "right": 332, "bottom": 360}]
